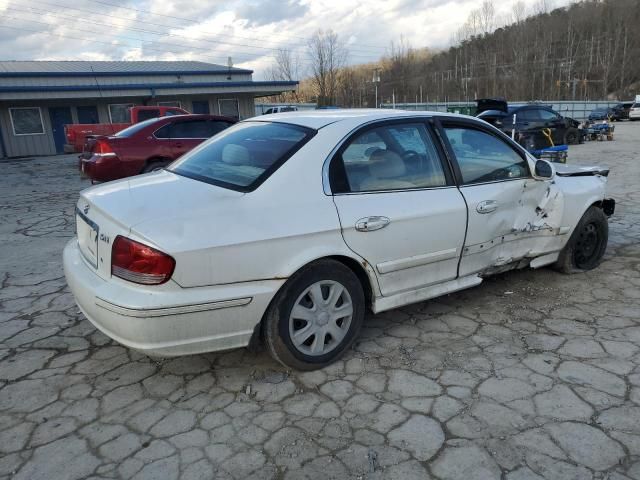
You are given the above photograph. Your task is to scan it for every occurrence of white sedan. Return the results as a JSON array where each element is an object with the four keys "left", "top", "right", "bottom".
[{"left": 64, "top": 110, "right": 614, "bottom": 370}]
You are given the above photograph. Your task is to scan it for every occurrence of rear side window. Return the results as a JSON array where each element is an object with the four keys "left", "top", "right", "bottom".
[
  {"left": 334, "top": 123, "right": 447, "bottom": 193},
  {"left": 516, "top": 109, "right": 539, "bottom": 121},
  {"left": 113, "top": 117, "right": 162, "bottom": 137},
  {"left": 170, "top": 120, "right": 223, "bottom": 139},
  {"left": 169, "top": 122, "right": 314, "bottom": 191},
  {"left": 444, "top": 127, "right": 529, "bottom": 184}
]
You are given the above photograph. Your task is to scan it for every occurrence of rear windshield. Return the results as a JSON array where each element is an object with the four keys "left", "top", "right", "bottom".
[
  {"left": 169, "top": 121, "right": 314, "bottom": 191},
  {"left": 113, "top": 118, "right": 162, "bottom": 138}
]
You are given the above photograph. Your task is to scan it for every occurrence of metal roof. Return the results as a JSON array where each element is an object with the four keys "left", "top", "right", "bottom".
[{"left": 0, "top": 61, "right": 253, "bottom": 77}]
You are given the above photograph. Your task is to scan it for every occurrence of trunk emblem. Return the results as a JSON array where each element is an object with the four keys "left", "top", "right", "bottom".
[{"left": 83, "top": 204, "right": 90, "bottom": 214}]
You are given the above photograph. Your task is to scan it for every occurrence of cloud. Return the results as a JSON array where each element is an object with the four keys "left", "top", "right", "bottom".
[
  {"left": 0, "top": 0, "right": 574, "bottom": 76},
  {"left": 235, "top": 0, "right": 309, "bottom": 26}
]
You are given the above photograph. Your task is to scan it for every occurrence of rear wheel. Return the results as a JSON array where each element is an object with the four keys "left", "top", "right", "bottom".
[
  {"left": 142, "top": 161, "right": 169, "bottom": 173},
  {"left": 555, "top": 206, "right": 608, "bottom": 273},
  {"left": 565, "top": 129, "right": 579, "bottom": 145},
  {"left": 263, "top": 259, "right": 365, "bottom": 370}
]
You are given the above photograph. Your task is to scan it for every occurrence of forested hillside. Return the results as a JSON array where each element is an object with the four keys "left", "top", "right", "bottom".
[
  {"left": 271, "top": 0, "right": 640, "bottom": 106},
  {"left": 415, "top": 0, "right": 640, "bottom": 102}
]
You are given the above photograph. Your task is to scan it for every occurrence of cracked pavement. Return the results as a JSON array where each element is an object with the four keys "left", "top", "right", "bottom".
[{"left": 1, "top": 122, "right": 639, "bottom": 479}]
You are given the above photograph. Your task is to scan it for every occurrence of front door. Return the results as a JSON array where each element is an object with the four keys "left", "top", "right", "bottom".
[
  {"left": 440, "top": 122, "right": 556, "bottom": 277},
  {"left": 330, "top": 121, "right": 467, "bottom": 296},
  {"left": 48, "top": 107, "right": 73, "bottom": 154}
]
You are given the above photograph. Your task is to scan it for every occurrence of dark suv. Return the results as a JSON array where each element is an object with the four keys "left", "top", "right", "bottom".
[
  {"left": 611, "top": 102, "right": 634, "bottom": 121},
  {"left": 476, "top": 99, "right": 581, "bottom": 146}
]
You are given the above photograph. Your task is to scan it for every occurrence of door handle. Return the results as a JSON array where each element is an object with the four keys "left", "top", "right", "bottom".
[
  {"left": 476, "top": 200, "right": 498, "bottom": 214},
  {"left": 355, "top": 216, "right": 390, "bottom": 232}
]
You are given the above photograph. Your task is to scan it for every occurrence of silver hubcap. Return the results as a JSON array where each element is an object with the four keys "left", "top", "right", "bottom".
[{"left": 288, "top": 280, "right": 353, "bottom": 356}]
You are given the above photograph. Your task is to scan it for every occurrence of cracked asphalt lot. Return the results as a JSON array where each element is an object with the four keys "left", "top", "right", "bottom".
[{"left": 1, "top": 122, "right": 639, "bottom": 480}]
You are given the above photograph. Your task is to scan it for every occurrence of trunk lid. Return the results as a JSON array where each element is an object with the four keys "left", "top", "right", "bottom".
[
  {"left": 78, "top": 170, "right": 244, "bottom": 282},
  {"left": 476, "top": 97, "right": 508, "bottom": 115}
]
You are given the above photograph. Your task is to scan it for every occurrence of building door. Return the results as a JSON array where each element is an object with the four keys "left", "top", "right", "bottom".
[
  {"left": 48, "top": 107, "right": 73, "bottom": 154},
  {"left": 192, "top": 101, "right": 210, "bottom": 114},
  {"left": 218, "top": 98, "right": 239, "bottom": 120},
  {"left": 77, "top": 106, "right": 99, "bottom": 124}
]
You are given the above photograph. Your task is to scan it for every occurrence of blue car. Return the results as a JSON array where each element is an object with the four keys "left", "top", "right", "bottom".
[{"left": 588, "top": 108, "right": 614, "bottom": 122}]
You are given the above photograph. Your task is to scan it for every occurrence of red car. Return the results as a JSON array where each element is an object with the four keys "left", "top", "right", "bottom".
[{"left": 79, "top": 114, "right": 236, "bottom": 182}]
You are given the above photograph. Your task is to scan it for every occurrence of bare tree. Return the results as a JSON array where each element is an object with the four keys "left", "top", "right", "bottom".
[
  {"left": 307, "top": 29, "right": 348, "bottom": 106},
  {"left": 266, "top": 49, "right": 301, "bottom": 102}
]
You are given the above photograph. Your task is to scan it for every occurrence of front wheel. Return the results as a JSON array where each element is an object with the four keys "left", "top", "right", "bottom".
[
  {"left": 263, "top": 259, "right": 365, "bottom": 370},
  {"left": 555, "top": 206, "right": 608, "bottom": 273}
]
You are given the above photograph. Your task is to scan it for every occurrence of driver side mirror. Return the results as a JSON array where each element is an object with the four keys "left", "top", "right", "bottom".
[{"left": 534, "top": 159, "right": 554, "bottom": 179}]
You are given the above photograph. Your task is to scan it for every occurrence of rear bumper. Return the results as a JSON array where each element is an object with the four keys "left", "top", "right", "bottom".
[
  {"left": 63, "top": 238, "right": 284, "bottom": 356},
  {"left": 79, "top": 155, "right": 126, "bottom": 182}
]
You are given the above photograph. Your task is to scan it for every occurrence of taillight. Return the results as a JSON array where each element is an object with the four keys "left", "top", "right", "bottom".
[
  {"left": 95, "top": 139, "right": 116, "bottom": 157},
  {"left": 111, "top": 236, "right": 175, "bottom": 285}
]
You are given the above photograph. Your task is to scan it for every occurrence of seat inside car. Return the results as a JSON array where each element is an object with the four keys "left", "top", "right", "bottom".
[{"left": 359, "top": 150, "right": 415, "bottom": 191}]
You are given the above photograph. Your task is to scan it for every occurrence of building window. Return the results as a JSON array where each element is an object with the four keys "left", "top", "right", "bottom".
[
  {"left": 9, "top": 107, "right": 44, "bottom": 136},
  {"left": 108, "top": 104, "right": 134, "bottom": 124},
  {"left": 219, "top": 98, "right": 240, "bottom": 119},
  {"left": 157, "top": 101, "right": 182, "bottom": 108}
]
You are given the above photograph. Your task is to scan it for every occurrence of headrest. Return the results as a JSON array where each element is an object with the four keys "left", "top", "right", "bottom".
[
  {"left": 369, "top": 150, "right": 406, "bottom": 178},
  {"left": 222, "top": 144, "right": 250, "bottom": 165}
]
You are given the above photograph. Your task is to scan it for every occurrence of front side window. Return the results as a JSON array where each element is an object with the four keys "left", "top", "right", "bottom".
[
  {"left": 335, "top": 123, "right": 447, "bottom": 193},
  {"left": 538, "top": 109, "right": 560, "bottom": 121},
  {"left": 9, "top": 107, "right": 44, "bottom": 135},
  {"left": 444, "top": 127, "right": 530, "bottom": 184},
  {"left": 169, "top": 122, "right": 313, "bottom": 191},
  {"left": 109, "top": 104, "right": 134, "bottom": 123}
]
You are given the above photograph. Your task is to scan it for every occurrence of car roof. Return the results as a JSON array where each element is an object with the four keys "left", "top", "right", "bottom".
[{"left": 248, "top": 108, "right": 454, "bottom": 129}]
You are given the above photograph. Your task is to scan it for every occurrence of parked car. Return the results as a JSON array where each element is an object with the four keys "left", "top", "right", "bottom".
[
  {"left": 588, "top": 108, "right": 615, "bottom": 122},
  {"left": 629, "top": 103, "right": 640, "bottom": 121},
  {"left": 64, "top": 109, "right": 614, "bottom": 370},
  {"left": 262, "top": 106, "right": 298, "bottom": 114},
  {"left": 612, "top": 102, "right": 634, "bottom": 120},
  {"left": 79, "top": 114, "right": 236, "bottom": 182},
  {"left": 476, "top": 99, "right": 581, "bottom": 145},
  {"left": 64, "top": 105, "right": 188, "bottom": 153}
]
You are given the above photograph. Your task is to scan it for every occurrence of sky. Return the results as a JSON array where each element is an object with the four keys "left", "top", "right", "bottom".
[{"left": 0, "top": 0, "right": 572, "bottom": 79}]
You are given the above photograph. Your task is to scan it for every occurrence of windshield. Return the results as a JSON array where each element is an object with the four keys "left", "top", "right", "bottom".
[
  {"left": 169, "top": 121, "right": 314, "bottom": 191},
  {"left": 113, "top": 118, "right": 163, "bottom": 137}
]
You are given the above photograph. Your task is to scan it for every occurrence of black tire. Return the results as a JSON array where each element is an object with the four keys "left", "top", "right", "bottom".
[
  {"left": 142, "top": 161, "right": 169, "bottom": 173},
  {"left": 565, "top": 129, "right": 578, "bottom": 145},
  {"left": 263, "top": 259, "right": 365, "bottom": 371},
  {"left": 555, "top": 206, "right": 608, "bottom": 274}
]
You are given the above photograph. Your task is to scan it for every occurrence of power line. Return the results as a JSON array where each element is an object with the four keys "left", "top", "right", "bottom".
[
  {"left": 80, "top": 0, "right": 390, "bottom": 50},
  {"left": 23, "top": 0, "right": 389, "bottom": 56},
  {"left": 0, "top": 22, "right": 272, "bottom": 65}
]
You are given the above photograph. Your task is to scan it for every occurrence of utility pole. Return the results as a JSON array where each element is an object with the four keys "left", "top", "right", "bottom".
[{"left": 372, "top": 68, "right": 381, "bottom": 108}]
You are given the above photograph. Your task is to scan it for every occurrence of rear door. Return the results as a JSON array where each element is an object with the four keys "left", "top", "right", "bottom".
[
  {"left": 48, "top": 107, "right": 73, "bottom": 154},
  {"left": 538, "top": 108, "right": 567, "bottom": 144},
  {"left": 330, "top": 120, "right": 467, "bottom": 296}
]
